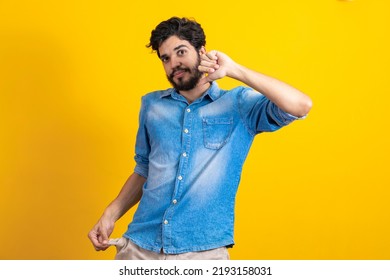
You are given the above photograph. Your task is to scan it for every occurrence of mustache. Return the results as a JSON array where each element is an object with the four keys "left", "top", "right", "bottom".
[{"left": 170, "top": 67, "right": 190, "bottom": 79}]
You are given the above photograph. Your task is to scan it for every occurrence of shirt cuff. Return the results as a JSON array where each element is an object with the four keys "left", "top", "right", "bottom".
[
  {"left": 134, "top": 164, "right": 148, "bottom": 179},
  {"left": 277, "top": 107, "right": 307, "bottom": 124}
]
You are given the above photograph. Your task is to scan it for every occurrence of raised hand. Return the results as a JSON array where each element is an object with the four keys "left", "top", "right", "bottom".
[{"left": 198, "top": 50, "right": 238, "bottom": 85}]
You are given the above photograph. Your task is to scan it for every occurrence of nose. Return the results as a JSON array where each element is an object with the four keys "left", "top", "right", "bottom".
[{"left": 169, "top": 56, "right": 181, "bottom": 70}]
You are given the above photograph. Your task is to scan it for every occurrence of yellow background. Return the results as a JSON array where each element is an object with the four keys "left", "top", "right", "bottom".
[{"left": 1, "top": 0, "right": 389, "bottom": 259}]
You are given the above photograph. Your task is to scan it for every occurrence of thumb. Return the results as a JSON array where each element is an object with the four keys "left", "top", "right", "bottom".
[{"left": 198, "top": 74, "right": 213, "bottom": 87}]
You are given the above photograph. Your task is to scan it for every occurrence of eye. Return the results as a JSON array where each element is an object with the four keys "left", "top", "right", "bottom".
[
  {"left": 161, "top": 56, "right": 169, "bottom": 63},
  {"left": 177, "top": 49, "right": 186, "bottom": 56}
]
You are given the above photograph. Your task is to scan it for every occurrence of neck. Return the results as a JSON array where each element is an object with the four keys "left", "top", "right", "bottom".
[{"left": 179, "top": 80, "right": 211, "bottom": 104}]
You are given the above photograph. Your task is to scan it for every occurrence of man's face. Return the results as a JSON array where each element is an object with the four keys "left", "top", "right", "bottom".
[{"left": 158, "top": 36, "right": 204, "bottom": 91}]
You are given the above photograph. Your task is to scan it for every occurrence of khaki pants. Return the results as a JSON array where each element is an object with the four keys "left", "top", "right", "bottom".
[{"left": 110, "top": 237, "right": 230, "bottom": 260}]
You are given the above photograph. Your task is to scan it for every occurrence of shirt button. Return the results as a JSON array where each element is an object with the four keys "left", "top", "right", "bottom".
[
  {"left": 184, "top": 128, "right": 189, "bottom": 134},
  {"left": 186, "top": 108, "right": 191, "bottom": 113},
  {"left": 182, "top": 152, "right": 187, "bottom": 157},
  {"left": 164, "top": 220, "right": 168, "bottom": 225},
  {"left": 178, "top": 175, "right": 183, "bottom": 180},
  {"left": 172, "top": 199, "right": 177, "bottom": 204}
]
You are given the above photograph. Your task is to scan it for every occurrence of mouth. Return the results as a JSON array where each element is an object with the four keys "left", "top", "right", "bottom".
[{"left": 171, "top": 68, "right": 188, "bottom": 79}]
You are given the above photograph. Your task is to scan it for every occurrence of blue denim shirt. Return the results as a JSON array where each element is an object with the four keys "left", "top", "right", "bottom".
[{"left": 124, "top": 82, "right": 302, "bottom": 254}]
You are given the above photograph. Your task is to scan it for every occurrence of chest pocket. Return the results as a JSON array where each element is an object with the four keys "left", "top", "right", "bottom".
[{"left": 202, "top": 117, "right": 233, "bottom": 150}]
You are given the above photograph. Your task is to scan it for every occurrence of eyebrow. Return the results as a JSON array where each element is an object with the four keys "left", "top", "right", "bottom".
[{"left": 173, "top": 44, "right": 189, "bottom": 51}]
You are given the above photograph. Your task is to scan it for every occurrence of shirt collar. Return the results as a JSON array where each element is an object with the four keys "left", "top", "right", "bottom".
[
  {"left": 205, "top": 82, "right": 222, "bottom": 101},
  {"left": 159, "top": 82, "right": 222, "bottom": 102}
]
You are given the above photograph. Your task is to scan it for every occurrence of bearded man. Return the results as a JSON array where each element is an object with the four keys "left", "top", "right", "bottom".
[{"left": 88, "top": 17, "right": 312, "bottom": 260}]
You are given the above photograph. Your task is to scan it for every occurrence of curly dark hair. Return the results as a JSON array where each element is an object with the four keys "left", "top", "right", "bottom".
[{"left": 147, "top": 17, "right": 206, "bottom": 57}]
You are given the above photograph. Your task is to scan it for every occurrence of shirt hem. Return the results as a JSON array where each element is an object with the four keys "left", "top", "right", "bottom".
[{"left": 124, "top": 233, "right": 234, "bottom": 254}]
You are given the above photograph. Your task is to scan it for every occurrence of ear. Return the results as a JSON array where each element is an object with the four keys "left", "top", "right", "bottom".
[{"left": 199, "top": 46, "right": 206, "bottom": 55}]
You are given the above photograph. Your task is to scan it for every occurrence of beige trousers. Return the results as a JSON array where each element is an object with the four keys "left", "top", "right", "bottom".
[{"left": 110, "top": 237, "right": 230, "bottom": 260}]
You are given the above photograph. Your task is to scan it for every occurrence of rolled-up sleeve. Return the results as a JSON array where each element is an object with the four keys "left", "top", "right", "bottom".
[
  {"left": 133, "top": 96, "right": 150, "bottom": 178},
  {"left": 238, "top": 87, "right": 304, "bottom": 135}
]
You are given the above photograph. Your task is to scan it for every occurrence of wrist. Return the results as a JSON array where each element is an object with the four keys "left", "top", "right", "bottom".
[
  {"left": 102, "top": 206, "right": 120, "bottom": 222},
  {"left": 227, "top": 63, "right": 245, "bottom": 81}
]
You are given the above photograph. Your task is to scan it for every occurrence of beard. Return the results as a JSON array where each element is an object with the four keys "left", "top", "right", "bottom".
[{"left": 166, "top": 56, "right": 203, "bottom": 91}]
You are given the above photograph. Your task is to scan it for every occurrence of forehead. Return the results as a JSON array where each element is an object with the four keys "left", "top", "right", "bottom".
[{"left": 158, "top": 36, "right": 195, "bottom": 56}]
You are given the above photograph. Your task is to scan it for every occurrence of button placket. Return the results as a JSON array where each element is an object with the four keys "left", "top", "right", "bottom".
[
  {"left": 162, "top": 105, "right": 193, "bottom": 251},
  {"left": 174, "top": 106, "right": 193, "bottom": 197}
]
